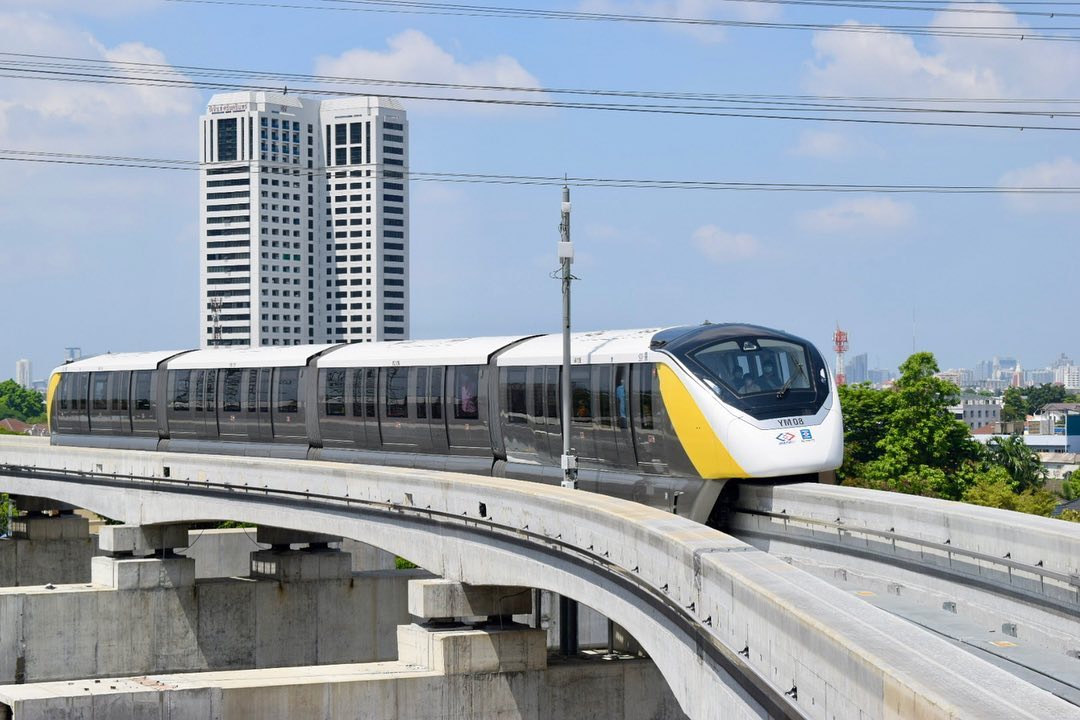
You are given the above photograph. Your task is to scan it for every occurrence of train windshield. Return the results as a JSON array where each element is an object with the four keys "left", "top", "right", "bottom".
[
  {"left": 655, "top": 324, "right": 829, "bottom": 421},
  {"left": 689, "top": 338, "right": 812, "bottom": 398}
]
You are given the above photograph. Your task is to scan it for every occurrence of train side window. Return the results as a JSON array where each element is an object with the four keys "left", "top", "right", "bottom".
[
  {"left": 506, "top": 367, "right": 527, "bottom": 424},
  {"left": 59, "top": 375, "right": 70, "bottom": 411},
  {"left": 118, "top": 372, "right": 130, "bottom": 412},
  {"left": 277, "top": 369, "right": 299, "bottom": 413},
  {"left": 77, "top": 374, "right": 89, "bottom": 411},
  {"left": 92, "top": 375, "right": 108, "bottom": 411},
  {"left": 351, "top": 369, "right": 364, "bottom": 417},
  {"left": 205, "top": 370, "right": 217, "bottom": 412},
  {"left": 545, "top": 367, "right": 559, "bottom": 420},
  {"left": 596, "top": 366, "right": 612, "bottom": 427},
  {"left": 531, "top": 367, "right": 545, "bottom": 422},
  {"left": 386, "top": 367, "right": 408, "bottom": 419},
  {"left": 223, "top": 369, "right": 243, "bottom": 412},
  {"left": 246, "top": 370, "right": 258, "bottom": 413},
  {"left": 429, "top": 367, "right": 443, "bottom": 420},
  {"left": 258, "top": 369, "right": 271, "bottom": 413},
  {"left": 172, "top": 371, "right": 191, "bottom": 412},
  {"left": 364, "top": 368, "right": 377, "bottom": 418},
  {"left": 134, "top": 371, "right": 154, "bottom": 412},
  {"left": 571, "top": 366, "right": 591, "bottom": 422},
  {"left": 193, "top": 370, "right": 205, "bottom": 412},
  {"left": 110, "top": 373, "right": 123, "bottom": 411},
  {"left": 415, "top": 367, "right": 428, "bottom": 419},
  {"left": 325, "top": 369, "right": 346, "bottom": 416},
  {"left": 454, "top": 366, "right": 479, "bottom": 420}
]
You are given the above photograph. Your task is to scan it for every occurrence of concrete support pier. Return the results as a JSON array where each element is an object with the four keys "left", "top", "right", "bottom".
[
  {"left": 0, "top": 499, "right": 93, "bottom": 587},
  {"left": 0, "top": 580, "right": 687, "bottom": 720}
]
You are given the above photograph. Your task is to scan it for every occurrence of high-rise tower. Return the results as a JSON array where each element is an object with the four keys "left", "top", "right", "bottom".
[{"left": 199, "top": 92, "right": 409, "bottom": 348}]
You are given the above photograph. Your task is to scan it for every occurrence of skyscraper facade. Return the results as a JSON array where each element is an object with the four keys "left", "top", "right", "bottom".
[
  {"left": 15, "top": 359, "right": 31, "bottom": 389},
  {"left": 199, "top": 92, "right": 409, "bottom": 348}
]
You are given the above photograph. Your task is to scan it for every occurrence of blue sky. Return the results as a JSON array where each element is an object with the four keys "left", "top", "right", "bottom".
[{"left": 2, "top": 0, "right": 1078, "bottom": 382}]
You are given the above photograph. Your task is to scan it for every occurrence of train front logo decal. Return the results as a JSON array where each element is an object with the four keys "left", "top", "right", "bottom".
[
  {"left": 776, "top": 432, "right": 796, "bottom": 445},
  {"left": 800, "top": 429, "right": 814, "bottom": 442}
]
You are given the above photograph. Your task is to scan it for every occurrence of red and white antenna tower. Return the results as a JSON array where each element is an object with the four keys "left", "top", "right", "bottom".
[{"left": 833, "top": 325, "right": 849, "bottom": 386}]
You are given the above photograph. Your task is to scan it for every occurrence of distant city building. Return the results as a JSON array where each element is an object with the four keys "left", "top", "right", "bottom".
[
  {"left": 15, "top": 359, "right": 31, "bottom": 389},
  {"left": 867, "top": 368, "right": 893, "bottom": 386},
  {"left": 199, "top": 91, "right": 409, "bottom": 348},
  {"left": 1027, "top": 368, "right": 1054, "bottom": 386},
  {"left": 949, "top": 394, "right": 1002, "bottom": 432},
  {"left": 1054, "top": 365, "right": 1080, "bottom": 390},
  {"left": 974, "top": 359, "right": 992, "bottom": 383},
  {"left": 846, "top": 353, "right": 868, "bottom": 384},
  {"left": 1052, "top": 352, "right": 1072, "bottom": 369}
]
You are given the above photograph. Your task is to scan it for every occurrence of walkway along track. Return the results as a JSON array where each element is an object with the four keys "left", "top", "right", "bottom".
[
  {"left": 731, "top": 482, "right": 1080, "bottom": 705},
  {"left": 0, "top": 436, "right": 1078, "bottom": 720}
]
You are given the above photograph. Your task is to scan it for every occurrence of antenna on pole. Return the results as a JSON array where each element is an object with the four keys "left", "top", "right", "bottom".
[
  {"left": 558, "top": 179, "right": 577, "bottom": 491},
  {"left": 833, "top": 324, "right": 848, "bottom": 386}
]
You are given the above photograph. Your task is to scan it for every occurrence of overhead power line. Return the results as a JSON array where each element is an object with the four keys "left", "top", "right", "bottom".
[
  {"left": 161, "top": 0, "right": 1080, "bottom": 42},
  {"left": 1, "top": 147, "right": 1078, "bottom": 195},
  {"left": 3, "top": 53, "right": 1080, "bottom": 132}
]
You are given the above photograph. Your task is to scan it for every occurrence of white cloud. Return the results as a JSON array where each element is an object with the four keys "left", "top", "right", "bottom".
[
  {"left": 578, "top": 0, "right": 780, "bottom": 43},
  {"left": 315, "top": 30, "right": 544, "bottom": 113},
  {"left": 0, "top": 11, "right": 199, "bottom": 149},
  {"left": 799, "top": 197, "right": 913, "bottom": 234},
  {"left": 693, "top": 225, "right": 760, "bottom": 263},
  {"left": 791, "top": 130, "right": 879, "bottom": 160},
  {"left": 999, "top": 157, "right": 1080, "bottom": 213},
  {"left": 805, "top": 5, "right": 1080, "bottom": 99}
]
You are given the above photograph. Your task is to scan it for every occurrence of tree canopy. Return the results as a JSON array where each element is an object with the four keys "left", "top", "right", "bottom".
[{"left": 0, "top": 380, "right": 45, "bottom": 424}]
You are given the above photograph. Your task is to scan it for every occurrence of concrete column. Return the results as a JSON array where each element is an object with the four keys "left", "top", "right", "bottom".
[{"left": 0, "top": 513, "right": 93, "bottom": 587}]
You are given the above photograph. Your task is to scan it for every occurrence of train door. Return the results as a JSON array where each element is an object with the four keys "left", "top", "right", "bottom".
[
  {"left": 526, "top": 367, "right": 551, "bottom": 460},
  {"left": 591, "top": 365, "right": 619, "bottom": 468},
  {"left": 187, "top": 370, "right": 220, "bottom": 439},
  {"left": 379, "top": 366, "right": 416, "bottom": 451},
  {"left": 612, "top": 364, "right": 636, "bottom": 469},
  {"left": 426, "top": 367, "right": 449, "bottom": 454},
  {"left": 112, "top": 371, "right": 131, "bottom": 434},
  {"left": 247, "top": 368, "right": 273, "bottom": 442},
  {"left": 130, "top": 370, "right": 158, "bottom": 437},
  {"left": 632, "top": 363, "right": 668, "bottom": 474},
  {"left": 500, "top": 366, "right": 536, "bottom": 462},
  {"left": 543, "top": 366, "right": 562, "bottom": 462},
  {"left": 219, "top": 368, "right": 246, "bottom": 441},
  {"left": 447, "top": 365, "right": 489, "bottom": 455},
  {"left": 271, "top": 367, "right": 305, "bottom": 443},
  {"left": 350, "top": 367, "right": 379, "bottom": 449},
  {"left": 88, "top": 372, "right": 113, "bottom": 434},
  {"left": 569, "top": 366, "right": 598, "bottom": 464}
]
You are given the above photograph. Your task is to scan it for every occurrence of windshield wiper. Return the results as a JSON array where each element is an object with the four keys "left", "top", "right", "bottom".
[{"left": 776, "top": 356, "right": 808, "bottom": 399}]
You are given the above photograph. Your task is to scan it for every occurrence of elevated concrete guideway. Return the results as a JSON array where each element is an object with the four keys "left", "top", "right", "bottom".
[{"left": 0, "top": 436, "right": 1076, "bottom": 720}]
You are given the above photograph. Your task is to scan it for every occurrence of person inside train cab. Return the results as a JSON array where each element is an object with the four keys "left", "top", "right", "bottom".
[
  {"left": 760, "top": 359, "right": 783, "bottom": 390},
  {"left": 460, "top": 376, "right": 478, "bottom": 415},
  {"left": 740, "top": 372, "right": 761, "bottom": 394}
]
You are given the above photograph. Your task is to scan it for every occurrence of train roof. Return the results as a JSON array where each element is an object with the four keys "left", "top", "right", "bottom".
[
  {"left": 318, "top": 336, "right": 530, "bottom": 368},
  {"left": 53, "top": 350, "right": 191, "bottom": 374},
  {"left": 167, "top": 345, "right": 340, "bottom": 370},
  {"left": 497, "top": 328, "right": 663, "bottom": 367}
]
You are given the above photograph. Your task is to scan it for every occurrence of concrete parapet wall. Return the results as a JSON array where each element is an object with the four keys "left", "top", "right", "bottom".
[{"left": 0, "top": 566, "right": 423, "bottom": 684}]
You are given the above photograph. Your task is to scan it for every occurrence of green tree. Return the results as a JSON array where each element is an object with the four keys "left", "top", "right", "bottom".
[
  {"left": 961, "top": 466, "right": 1056, "bottom": 516},
  {"left": 985, "top": 435, "right": 1046, "bottom": 492},
  {"left": 1063, "top": 471, "right": 1080, "bottom": 502},
  {"left": 860, "top": 353, "right": 981, "bottom": 499},
  {"left": 0, "top": 380, "right": 45, "bottom": 424},
  {"left": 1023, "top": 383, "right": 1067, "bottom": 415},
  {"left": 835, "top": 382, "right": 895, "bottom": 481},
  {"left": 1000, "top": 387, "right": 1027, "bottom": 424}
]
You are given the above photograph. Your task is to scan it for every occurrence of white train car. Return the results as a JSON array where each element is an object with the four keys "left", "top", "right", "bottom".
[{"left": 48, "top": 323, "right": 842, "bottom": 525}]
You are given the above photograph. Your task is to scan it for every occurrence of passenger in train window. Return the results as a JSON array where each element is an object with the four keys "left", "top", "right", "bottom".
[
  {"left": 459, "top": 375, "right": 478, "bottom": 416},
  {"left": 739, "top": 372, "right": 761, "bottom": 395}
]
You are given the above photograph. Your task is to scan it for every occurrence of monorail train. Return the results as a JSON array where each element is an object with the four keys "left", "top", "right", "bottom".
[{"left": 47, "top": 323, "right": 843, "bottom": 526}]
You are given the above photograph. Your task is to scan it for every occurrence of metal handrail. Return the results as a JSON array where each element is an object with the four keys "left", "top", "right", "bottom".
[{"left": 735, "top": 507, "right": 1080, "bottom": 589}]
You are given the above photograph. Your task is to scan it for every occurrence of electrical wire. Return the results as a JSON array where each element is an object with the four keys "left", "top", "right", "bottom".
[
  {"left": 1, "top": 147, "right": 1077, "bottom": 194},
  {"left": 3, "top": 53, "right": 1080, "bottom": 131},
  {"left": 159, "top": 0, "right": 1080, "bottom": 42}
]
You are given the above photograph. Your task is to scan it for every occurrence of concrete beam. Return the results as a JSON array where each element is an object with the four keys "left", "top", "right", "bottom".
[
  {"left": 408, "top": 579, "right": 532, "bottom": 620},
  {"left": 256, "top": 526, "right": 341, "bottom": 547},
  {"left": 97, "top": 524, "right": 190, "bottom": 556}
]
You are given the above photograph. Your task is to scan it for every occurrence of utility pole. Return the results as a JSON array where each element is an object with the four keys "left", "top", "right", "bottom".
[
  {"left": 557, "top": 182, "right": 579, "bottom": 658},
  {"left": 558, "top": 183, "right": 577, "bottom": 491}
]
